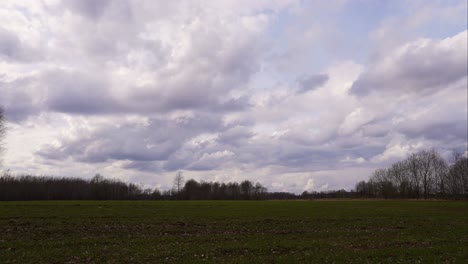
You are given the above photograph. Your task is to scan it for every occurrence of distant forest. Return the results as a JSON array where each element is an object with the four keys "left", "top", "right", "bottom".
[
  {"left": 353, "top": 149, "right": 467, "bottom": 200},
  {"left": 0, "top": 173, "right": 269, "bottom": 201},
  {"left": 0, "top": 149, "right": 467, "bottom": 201}
]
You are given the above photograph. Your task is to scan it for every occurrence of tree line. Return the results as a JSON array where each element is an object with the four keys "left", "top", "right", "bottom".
[
  {"left": 173, "top": 178, "right": 268, "bottom": 200},
  {"left": 0, "top": 150, "right": 466, "bottom": 201},
  {"left": 0, "top": 173, "right": 155, "bottom": 201},
  {"left": 0, "top": 172, "right": 270, "bottom": 201},
  {"left": 354, "top": 149, "right": 467, "bottom": 199}
]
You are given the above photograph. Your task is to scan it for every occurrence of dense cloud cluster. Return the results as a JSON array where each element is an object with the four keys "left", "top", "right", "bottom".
[
  {"left": 351, "top": 31, "right": 467, "bottom": 96},
  {"left": 0, "top": 0, "right": 466, "bottom": 192}
]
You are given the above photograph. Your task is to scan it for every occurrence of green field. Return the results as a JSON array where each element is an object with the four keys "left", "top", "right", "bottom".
[{"left": 0, "top": 200, "right": 467, "bottom": 263}]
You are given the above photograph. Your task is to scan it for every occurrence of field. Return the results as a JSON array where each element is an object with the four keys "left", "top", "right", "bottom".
[{"left": 0, "top": 200, "right": 467, "bottom": 263}]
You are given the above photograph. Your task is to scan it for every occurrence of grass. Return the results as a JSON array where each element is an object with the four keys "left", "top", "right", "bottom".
[{"left": 0, "top": 200, "right": 467, "bottom": 263}]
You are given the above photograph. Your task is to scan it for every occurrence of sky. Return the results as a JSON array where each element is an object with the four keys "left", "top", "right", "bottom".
[{"left": 0, "top": 0, "right": 467, "bottom": 193}]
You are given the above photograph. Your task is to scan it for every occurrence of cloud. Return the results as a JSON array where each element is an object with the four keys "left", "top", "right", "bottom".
[
  {"left": 44, "top": 70, "right": 119, "bottom": 114},
  {"left": 0, "top": 76, "right": 44, "bottom": 122},
  {"left": 37, "top": 112, "right": 225, "bottom": 164},
  {"left": 64, "top": 0, "right": 112, "bottom": 20},
  {"left": 352, "top": 30, "right": 467, "bottom": 96},
  {"left": 1, "top": 1, "right": 466, "bottom": 193},
  {"left": 1, "top": 0, "right": 272, "bottom": 121},
  {"left": 0, "top": 27, "right": 41, "bottom": 62},
  {"left": 392, "top": 84, "right": 468, "bottom": 142},
  {"left": 338, "top": 107, "right": 375, "bottom": 135},
  {"left": 0, "top": 27, "right": 24, "bottom": 60},
  {"left": 296, "top": 73, "right": 329, "bottom": 94}
]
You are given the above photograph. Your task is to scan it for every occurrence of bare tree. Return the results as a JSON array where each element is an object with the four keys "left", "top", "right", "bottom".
[
  {"left": 387, "top": 161, "right": 412, "bottom": 198},
  {"left": 407, "top": 153, "right": 422, "bottom": 198},
  {"left": 362, "top": 149, "right": 463, "bottom": 199},
  {"left": 368, "top": 168, "right": 398, "bottom": 198},
  {"left": 415, "top": 149, "right": 447, "bottom": 199},
  {"left": 173, "top": 171, "right": 184, "bottom": 194},
  {"left": 432, "top": 154, "right": 448, "bottom": 196},
  {"left": 447, "top": 152, "right": 468, "bottom": 198},
  {"left": 240, "top": 180, "right": 254, "bottom": 199}
]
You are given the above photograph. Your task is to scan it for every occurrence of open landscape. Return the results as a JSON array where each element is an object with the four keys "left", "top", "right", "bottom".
[
  {"left": 1, "top": 200, "right": 467, "bottom": 263},
  {"left": 1, "top": 1, "right": 467, "bottom": 263}
]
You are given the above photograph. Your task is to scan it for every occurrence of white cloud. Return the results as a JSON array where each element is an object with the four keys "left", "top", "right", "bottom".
[{"left": 352, "top": 30, "right": 467, "bottom": 96}]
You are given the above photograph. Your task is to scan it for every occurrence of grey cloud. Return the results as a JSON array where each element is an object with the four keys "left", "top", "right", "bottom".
[
  {"left": 0, "top": 70, "right": 120, "bottom": 122},
  {"left": 276, "top": 146, "right": 334, "bottom": 168},
  {"left": 5, "top": 67, "right": 252, "bottom": 121},
  {"left": 2, "top": 92, "right": 38, "bottom": 122},
  {"left": 0, "top": 27, "right": 41, "bottom": 62},
  {"left": 60, "top": 0, "right": 142, "bottom": 61},
  {"left": 185, "top": 150, "right": 235, "bottom": 171},
  {"left": 398, "top": 120, "right": 467, "bottom": 142},
  {"left": 154, "top": 90, "right": 251, "bottom": 114},
  {"left": 211, "top": 96, "right": 252, "bottom": 112},
  {"left": 37, "top": 113, "right": 225, "bottom": 165},
  {"left": 357, "top": 80, "right": 467, "bottom": 145},
  {"left": 351, "top": 31, "right": 467, "bottom": 96},
  {"left": 280, "top": 129, "right": 335, "bottom": 146},
  {"left": 0, "top": 77, "right": 42, "bottom": 122},
  {"left": 1, "top": 1, "right": 265, "bottom": 123},
  {"left": 296, "top": 74, "right": 329, "bottom": 93},
  {"left": 121, "top": 161, "right": 162, "bottom": 173},
  {"left": 186, "top": 163, "right": 216, "bottom": 171},
  {"left": 162, "top": 156, "right": 192, "bottom": 172},
  {"left": 272, "top": 143, "right": 370, "bottom": 171},
  {"left": 65, "top": 0, "right": 112, "bottom": 20},
  {"left": 217, "top": 126, "right": 254, "bottom": 147},
  {"left": 125, "top": 67, "right": 254, "bottom": 114},
  {"left": 0, "top": 28, "right": 21, "bottom": 60},
  {"left": 231, "top": 140, "right": 344, "bottom": 172},
  {"left": 43, "top": 70, "right": 119, "bottom": 114},
  {"left": 361, "top": 123, "right": 391, "bottom": 138}
]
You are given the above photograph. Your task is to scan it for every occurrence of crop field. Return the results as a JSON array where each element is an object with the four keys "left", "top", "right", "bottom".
[{"left": 0, "top": 200, "right": 467, "bottom": 263}]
